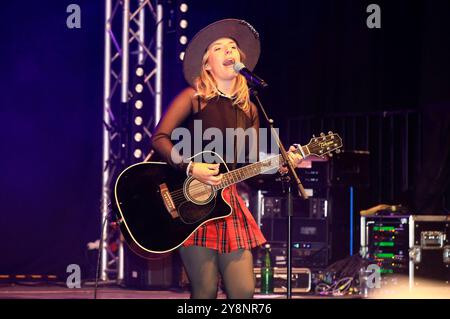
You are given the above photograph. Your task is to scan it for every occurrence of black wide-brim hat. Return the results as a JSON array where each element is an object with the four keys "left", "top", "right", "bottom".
[{"left": 183, "top": 18, "right": 261, "bottom": 87}]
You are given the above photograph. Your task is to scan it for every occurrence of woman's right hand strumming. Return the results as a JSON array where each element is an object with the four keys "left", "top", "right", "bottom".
[{"left": 191, "top": 163, "right": 223, "bottom": 186}]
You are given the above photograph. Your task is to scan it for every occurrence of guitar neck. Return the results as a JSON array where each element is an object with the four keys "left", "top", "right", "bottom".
[{"left": 212, "top": 145, "right": 310, "bottom": 191}]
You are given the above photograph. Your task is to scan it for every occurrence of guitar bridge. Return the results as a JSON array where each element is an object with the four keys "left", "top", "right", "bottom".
[{"left": 159, "top": 183, "right": 179, "bottom": 219}]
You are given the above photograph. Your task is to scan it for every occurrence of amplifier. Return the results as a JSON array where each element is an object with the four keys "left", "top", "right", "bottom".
[
  {"left": 254, "top": 267, "right": 311, "bottom": 293},
  {"left": 261, "top": 217, "right": 328, "bottom": 243},
  {"left": 250, "top": 159, "right": 329, "bottom": 197},
  {"left": 254, "top": 241, "right": 328, "bottom": 269},
  {"left": 260, "top": 196, "right": 328, "bottom": 219},
  {"left": 259, "top": 218, "right": 329, "bottom": 268},
  {"left": 360, "top": 214, "right": 410, "bottom": 275},
  {"left": 296, "top": 159, "right": 330, "bottom": 191}
]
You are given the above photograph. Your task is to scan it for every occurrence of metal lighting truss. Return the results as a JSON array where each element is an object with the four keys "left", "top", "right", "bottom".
[{"left": 101, "top": 0, "right": 163, "bottom": 282}]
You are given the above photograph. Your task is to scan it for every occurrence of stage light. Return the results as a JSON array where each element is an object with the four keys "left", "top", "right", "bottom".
[
  {"left": 180, "top": 3, "right": 188, "bottom": 13},
  {"left": 135, "top": 83, "right": 144, "bottom": 93},
  {"left": 136, "top": 67, "right": 144, "bottom": 77},
  {"left": 134, "top": 132, "right": 143, "bottom": 142},
  {"left": 179, "top": 35, "right": 188, "bottom": 45},
  {"left": 134, "top": 116, "right": 143, "bottom": 126},
  {"left": 134, "top": 149, "right": 142, "bottom": 158},
  {"left": 135, "top": 100, "right": 143, "bottom": 109},
  {"left": 179, "top": 19, "right": 188, "bottom": 29},
  {"left": 179, "top": 51, "right": 185, "bottom": 61}
]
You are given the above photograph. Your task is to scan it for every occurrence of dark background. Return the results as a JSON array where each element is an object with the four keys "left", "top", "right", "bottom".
[{"left": 1, "top": 0, "right": 449, "bottom": 278}]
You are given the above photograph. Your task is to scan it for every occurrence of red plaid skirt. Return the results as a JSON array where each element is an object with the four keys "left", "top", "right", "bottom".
[{"left": 182, "top": 185, "right": 266, "bottom": 253}]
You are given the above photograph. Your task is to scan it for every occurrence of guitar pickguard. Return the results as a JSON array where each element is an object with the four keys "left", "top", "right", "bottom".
[{"left": 178, "top": 197, "right": 217, "bottom": 224}]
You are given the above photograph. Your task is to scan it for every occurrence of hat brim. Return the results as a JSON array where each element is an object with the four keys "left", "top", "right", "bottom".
[{"left": 183, "top": 19, "right": 260, "bottom": 87}]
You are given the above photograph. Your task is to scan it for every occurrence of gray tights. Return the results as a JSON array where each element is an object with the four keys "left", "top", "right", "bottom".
[{"left": 179, "top": 246, "right": 255, "bottom": 299}]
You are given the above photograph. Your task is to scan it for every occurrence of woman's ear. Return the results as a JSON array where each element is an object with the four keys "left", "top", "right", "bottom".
[{"left": 204, "top": 63, "right": 211, "bottom": 71}]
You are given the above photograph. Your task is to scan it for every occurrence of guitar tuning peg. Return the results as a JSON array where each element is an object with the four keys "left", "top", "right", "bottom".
[
  {"left": 312, "top": 134, "right": 316, "bottom": 138},
  {"left": 320, "top": 132, "right": 325, "bottom": 137},
  {"left": 328, "top": 131, "right": 333, "bottom": 135},
  {"left": 328, "top": 153, "right": 333, "bottom": 157},
  {"left": 336, "top": 149, "right": 341, "bottom": 154}
]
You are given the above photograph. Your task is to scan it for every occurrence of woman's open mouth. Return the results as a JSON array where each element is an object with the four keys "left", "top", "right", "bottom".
[{"left": 223, "top": 58, "right": 235, "bottom": 67}]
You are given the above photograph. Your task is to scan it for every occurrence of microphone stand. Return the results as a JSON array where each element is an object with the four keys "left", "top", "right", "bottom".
[{"left": 250, "top": 88, "right": 308, "bottom": 299}]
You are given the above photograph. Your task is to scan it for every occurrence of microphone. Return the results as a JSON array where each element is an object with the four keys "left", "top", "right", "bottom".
[{"left": 233, "top": 62, "right": 268, "bottom": 89}]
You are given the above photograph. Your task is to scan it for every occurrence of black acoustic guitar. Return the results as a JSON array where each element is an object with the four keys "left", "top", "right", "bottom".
[{"left": 114, "top": 132, "right": 342, "bottom": 257}]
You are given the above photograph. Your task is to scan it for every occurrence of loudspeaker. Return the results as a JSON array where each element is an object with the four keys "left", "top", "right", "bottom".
[{"left": 123, "top": 245, "right": 177, "bottom": 289}]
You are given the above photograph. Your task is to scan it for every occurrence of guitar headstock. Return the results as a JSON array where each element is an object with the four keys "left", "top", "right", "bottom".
[{"left": 307, "top": 132, "right": 343, "bottom": 158}]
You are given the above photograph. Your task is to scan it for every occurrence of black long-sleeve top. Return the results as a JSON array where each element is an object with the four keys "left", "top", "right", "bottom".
[{"left": 151, "top": 87, "right": 260, "bottom": 172}]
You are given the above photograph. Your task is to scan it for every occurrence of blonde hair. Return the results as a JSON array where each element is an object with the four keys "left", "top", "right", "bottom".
[{"left": 195, "top": 46, "right": 251, "bottom": 113}]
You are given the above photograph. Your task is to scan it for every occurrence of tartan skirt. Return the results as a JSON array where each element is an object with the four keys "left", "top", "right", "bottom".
[{"left": 182, "top": 185, "right": 267, "bottom": 253}]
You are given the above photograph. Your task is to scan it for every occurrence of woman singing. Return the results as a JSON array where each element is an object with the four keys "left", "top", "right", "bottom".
[{"left": 151, "top": 19, "right": 302, "bottom": 299}]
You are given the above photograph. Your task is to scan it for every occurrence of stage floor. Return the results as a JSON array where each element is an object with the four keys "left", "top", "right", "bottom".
[
  {"left": 0, "top": 284, "right": 341, "bottom": 299},
  {"left": 1, "top": 282, "right": 448, "bottom": 299}
]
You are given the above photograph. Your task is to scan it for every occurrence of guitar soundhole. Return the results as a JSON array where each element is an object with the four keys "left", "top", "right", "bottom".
[{"left": 184, "top": 178, "right": 215, "bottom": 205}]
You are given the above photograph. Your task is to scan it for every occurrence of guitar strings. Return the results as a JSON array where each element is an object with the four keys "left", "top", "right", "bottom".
[
  {"left": 167, "top": 139, "right": 341, "bottom": 200},
  {"left": 168, "top": 171, "right": 246, "bottom": 197},
  {"left": 169, "top": 173, "right": 239, "bottom": 195},
  {"left": 168, "top": 171, "right": 255, "bottom": 201},
  {"left": 168, "top": 174, "right": 244, "bottom": 199},
  {"left": 168, "top": 156, "right": 281, "bottom": 197},
  {"left": 169, "top": 170, "right": 254, "bottom": 201},
  {"left": 169, "top": 161, "right": 318, "bottom": 200},
  {"left": 170, "top": 188, "right": 216, "bottom": 199}
]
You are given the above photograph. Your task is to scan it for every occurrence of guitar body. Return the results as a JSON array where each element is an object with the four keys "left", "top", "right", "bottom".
[
  {"left": 114, "top": 161, "right": 232, "bottom": 256},
  {"left": 114, "top": 133, "right": 343, "bottom": 258}
]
